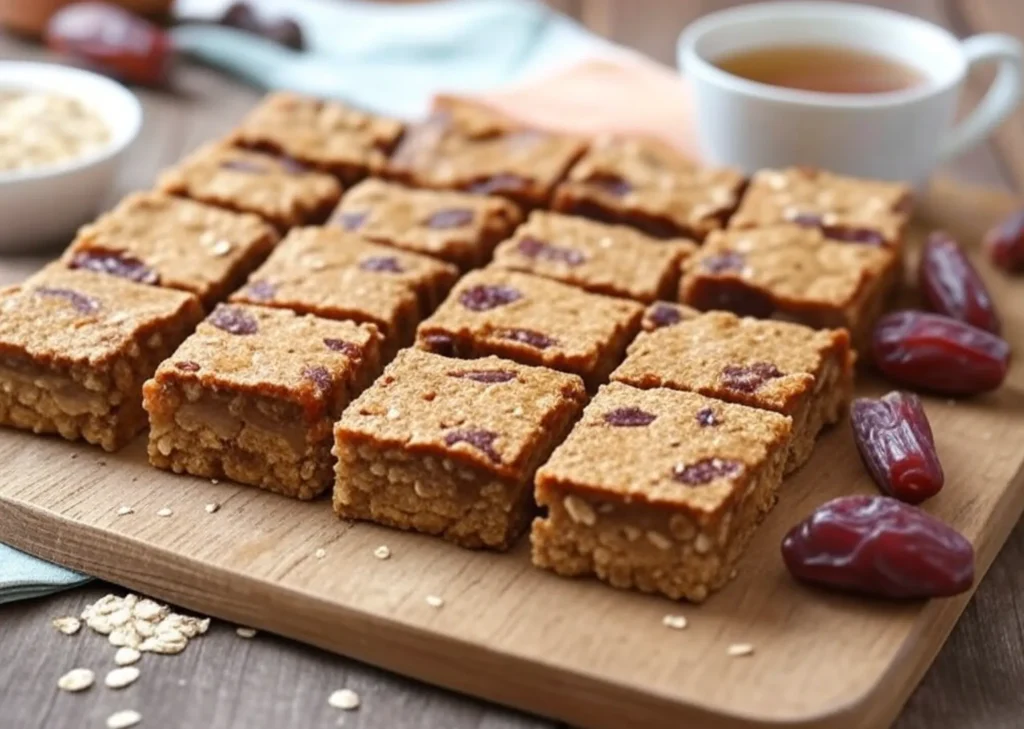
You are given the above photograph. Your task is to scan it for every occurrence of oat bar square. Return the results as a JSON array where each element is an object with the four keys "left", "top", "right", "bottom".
[
  {"left": 64, "top": 192, "right": 278, "bottom": 309},
  {"left": 491, "top": 211, "right": 697, "bottom": 303},
  {"left": 143, "top": 304, "right": 382, "bottom": 499},
  {"left": 532, "top": 382, "right": 792, "bottom": 602},
  {"left": 416, "top": 269, "right": 643, "bottom": 390},
  {"left": 334, "top": 348, "right": 587, "bottom": 549},
  {"left": 0, "top": 267, "right": 203, "bottom": 451}
]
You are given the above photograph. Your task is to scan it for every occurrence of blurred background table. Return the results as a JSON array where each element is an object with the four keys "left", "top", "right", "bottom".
[{"left": 1, "top": 2, "right": 1023, "bottom": 728}]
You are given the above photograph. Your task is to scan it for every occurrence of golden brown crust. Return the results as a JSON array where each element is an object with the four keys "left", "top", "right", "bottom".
[
  {"left": 491, "top": 211, "right": 697, "bottom": 303},
  {"left": 156, "top": 143, "right": 342, "bottom": 230},
  {"left": 679, "top": 224, "right": 899, "bottom": 349},
  {"left": 229, "top": 227, "right": 457, "bottom": 348},
  {"left": 386, "top": 98, "right": 586, "bottom": 209},
  {"left": 729, "top": 167, "right": 912, "bottom": 247},
  {"left": 331, "top": 179, "right": 522, "bottom": 270},
  {"left": 336, "top": 348, "right": 587, "bottom": 481},
  {"left": 64, "top": 192, "right": 278, "bottom": 309},
  {"left": 552, "top": 135, "right": 745, "bottom": 240},
  {"left": 228, "top": 92, "right": 404, "bottom": 184},
  {"left": 415, "top": 269, "right": 643, "bottom": 390}
]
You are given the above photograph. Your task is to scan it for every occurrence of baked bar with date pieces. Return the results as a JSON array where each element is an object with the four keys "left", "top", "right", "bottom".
[
  {"left": 330, "top": 178, "right": 522, "bottom": 270},
  {"left": 552, "top": 135, "right": 746, "bottom": 240},
  {"left": 229, "top": 92, "right": 404, "bottom": 184},
  {"left": 63, "top": 192, "right": 279, "bottom": 309},
  {"left": 612, "top": 310, "right": 853, "bottom": 473},
  {"left": 143, "top": 304, "right": 382, "bottom": 499},
  {"left": 386, "top": 97, "right": 586, "bottom": 209},
  {"left": 532, "top": 382, "right": 792, "bottom": 602},
  {"left": 230, "top": 227, "right": 457, "bottom": 353},
  {"left": 334, "top": 348, "right": 587, "bottom": 549},
  {"left": 729, "top": 167, "right": 912, "bottom": 248},
  {"left": 0, "top": 267, "right": 203, "bottom": 451},
  {"left": 679, "top": 224, "right": 900, "bottom": 350},
  {"left": 157, "top": 143, "right": 342, "bottom": 230},
  {"left": 490, "top": 211, "right": 697, "bottom": 303},
  {"left": 416, "top": 269, "right": 643, "bottom": 390}
]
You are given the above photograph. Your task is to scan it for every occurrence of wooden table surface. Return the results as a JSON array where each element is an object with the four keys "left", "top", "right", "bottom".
[{"left": 2, "top": 2, "right": 1023, "bottom": 727}]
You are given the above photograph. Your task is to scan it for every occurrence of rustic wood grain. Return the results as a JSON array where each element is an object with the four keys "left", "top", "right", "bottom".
[{"left": 2, "top": 2, "right": 1024, "bottom": 728}]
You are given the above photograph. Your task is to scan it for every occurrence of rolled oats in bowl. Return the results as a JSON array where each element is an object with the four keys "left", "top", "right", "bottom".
[{"left": 0, "top": 90, "right": 111, "bottom": 173}]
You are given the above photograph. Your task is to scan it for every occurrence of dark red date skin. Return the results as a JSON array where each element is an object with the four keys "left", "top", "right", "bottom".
[
  {"left": 984, "top": 208, "right": 1024, "bottom": 273},
  {"left": 919, "top": 232, "right": 1000, "bottom": 334},
  {"left": 781, "top": 495, "right": 974, "bottom": 599},
  {"left": 46, "top": 3, "right": 173, "bottom": 87},
  {"left": 872, "top": 311, "right": 1010, "bottom": 396},
  {"left": 851, "top": 392, "right": 943, "bottom": 504}
]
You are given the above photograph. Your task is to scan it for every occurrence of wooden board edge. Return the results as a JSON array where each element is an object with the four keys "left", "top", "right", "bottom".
[{"left": 6, "top": 462, "right": 1024, "bottom": 729}]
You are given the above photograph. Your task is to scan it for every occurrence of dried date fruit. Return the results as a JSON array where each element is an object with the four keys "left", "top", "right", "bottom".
[
  {"left": 695, "top": 408, "right": 720, "bottom": 427},
  {"left": 919, "top": 232, "right": 1000, "bottom": 334},
  {"left": 672, "top": 458, "right": 742, "bottom": 485},
  {"left": 851, "top": 392, "right": 943, "bottom": 504},
  {"left": 336, "top": 211, "right": 368, "bottom": 231},
  {"left": 46, "top": 3, "right": 173, "bottom": 87},
  {"left": 221, "top": 159, "right": 269, "bottom": 174},
  {"left": 646, "top": 303, "right": 683, "bottom": 329},
  {"left": 516, "top": 237, "right": 586, "bottom": 266},
  {"left": 458, "top": 285, "right": 521, "bottom": 311},
  {"left": 35, "top": 287, "right": 100, "bottom": 315},
  {"left": 721, "top": 362, "right": 783, "bottom": 393},
  {"left": 443, "top": 428, "right": 500, "bottom": 463},
  {"left": 468, "top": 174, "right": 530, "bottom": 196},
  {"left": 603, "top": 407, "right": 656, "bottom": 427},
  {"left": 359, "top": 256, "right": 403, "bottom": 273},
  {"left": 781, "top": 495, "right": 974, "bottom": 599},
  {"left": 584, "top": 173, "right": 633, "bottom": 197},
  {"left": 323, "top": 338, "right": 360, "bottom": 358},
  {"left": 426, "top": 208, "right": 475, "bottom": 230},
  {"left": 174, "top": 361, "right": 201, "bottom": 372},
  {"left": 872, "top": 311, "right": 1009, "bottom": 396},
  {"left": 984, "top": 209, "right": 1024, "bottom": 273},
  {"left": 701, "top": 252, "right": 745, "bottom": 274},
  {"left": 244, "top": 280, "right": 276, "bottom": 301},
  {"left": 498, "top": 328, "right": 556, "bottom": 349},
  {"left": 69, "top": 251, "right": 158, "bottom": 285},
  {"left": 420, "top": 333, "right": 459, "bottom": 357},
  {"left": 209, "top": 305, "right": 258, "bottom": 335},
  {"left": 218, "top": 2, "right": 305, "bottom": 50},
  {"left": 790, "top": 214, "right": 886, "bottom": 245},
  {"left": 449, "top": 369, "right": 517, "bottom": 383}
]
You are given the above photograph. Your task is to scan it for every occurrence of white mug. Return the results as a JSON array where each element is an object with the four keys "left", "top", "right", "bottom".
[{"left": 677, "top": 2, "right": 1024, "bottom": 184}]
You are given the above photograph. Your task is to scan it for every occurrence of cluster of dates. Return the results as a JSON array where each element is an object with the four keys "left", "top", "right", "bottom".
[
  {"left": 45, "top": 2, "right": 303, "bottom": 87},
  {"left": 784, "top": 210, "right": 1024, "bottom": 601}
]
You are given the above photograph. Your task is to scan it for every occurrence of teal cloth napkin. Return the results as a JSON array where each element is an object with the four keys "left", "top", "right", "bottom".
[{"left": 0, "top": 0, "right": 610, "bottom": 604}]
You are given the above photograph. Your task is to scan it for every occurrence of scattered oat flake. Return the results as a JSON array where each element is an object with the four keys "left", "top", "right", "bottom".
[
  {"left": 210, "top": 240, "right": 233, "bottom": 256},
  {"left": 81, "top": 593, "right": 210, "bottom": 656},
  {"left": 106, "top": 709, "right": 142, "bottom": 729},
  {"left": 105, "top": 666, "right": 140, "bottom": 689},
  {"left": 373, "top": 545, "right": 391, "bottom": 560},
  {"left": 156, "top": 508, "right": 172, "bottom": 517},
  {"left": 661, "top": 614, "right": 688, "bottom": 630},
  {"left": 386, "top": 407, "right": 401, "bottom": 419},
  {"left": 236, "top": 627, "right": 258, "bottom": 639},
  {"left": 727, "top": 643, "right": 754, "bottom": 657},
  {"left": 116, "top": 506, "right": 134, "bottom": 516},
  {"left": 204, "top": 503, "right": 220, "bottom": 514},
  {"left": 57, "top": 668, "right": 95, "bottom": 692},
  {"left": 425, "top": 595, "right": 444, "bottom": 608},
  {"left": 315, "top": 548, "right": 326, "bottom": 559},
  {"left": 210, "top": 478, "right": 219, "bottom": 485},
  {"left": 328, "top": 688, "right": 360, "bottom": 711},
  {"left": 52, "top": 616, "right": 82, "bottom": 635},
  {"left": 115, "top": 647, "right": 141, "bottom": 666}
]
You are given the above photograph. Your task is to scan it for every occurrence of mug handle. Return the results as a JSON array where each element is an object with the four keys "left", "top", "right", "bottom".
[{"left": 939, "top": 33, "right": 1024, "bottom": 162}]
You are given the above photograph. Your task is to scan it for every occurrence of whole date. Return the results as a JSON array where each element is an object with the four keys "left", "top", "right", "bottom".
[{"left": 781, "top": 495, "right": 974, "bottom": 599}]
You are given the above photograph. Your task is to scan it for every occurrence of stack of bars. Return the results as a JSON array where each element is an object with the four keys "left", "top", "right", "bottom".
[{"left": 0, "top": 91, "right": 912, "bottom": 602}]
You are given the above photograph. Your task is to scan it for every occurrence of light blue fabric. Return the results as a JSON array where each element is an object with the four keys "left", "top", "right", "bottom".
[
  {"left": 0, "top": 544, "right": 89, "bottom": 604},
  {"left": 170, "top": 0, "right": 614, "bottom": 118},
  {"left": 0, "top": 0, "right": 610, "bottom": 604}
]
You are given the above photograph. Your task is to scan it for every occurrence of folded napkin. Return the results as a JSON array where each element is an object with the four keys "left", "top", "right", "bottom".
[{"left": 2, "top": 0, "right": 695, "bottom": 604}]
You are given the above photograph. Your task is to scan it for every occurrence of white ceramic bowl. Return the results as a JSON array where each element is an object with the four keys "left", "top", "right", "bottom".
[{"left": 0, "top": 62, "right": 142, "bottom": 253}]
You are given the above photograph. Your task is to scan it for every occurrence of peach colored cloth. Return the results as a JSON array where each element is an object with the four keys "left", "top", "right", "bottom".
[{"left": 460, "top": 54, "right": 700, "bottom": 159}]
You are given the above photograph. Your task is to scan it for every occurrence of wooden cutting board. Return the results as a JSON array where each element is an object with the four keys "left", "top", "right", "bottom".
[{"left": 1, "top": 180, "right": 1022, "bottom": 729}]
